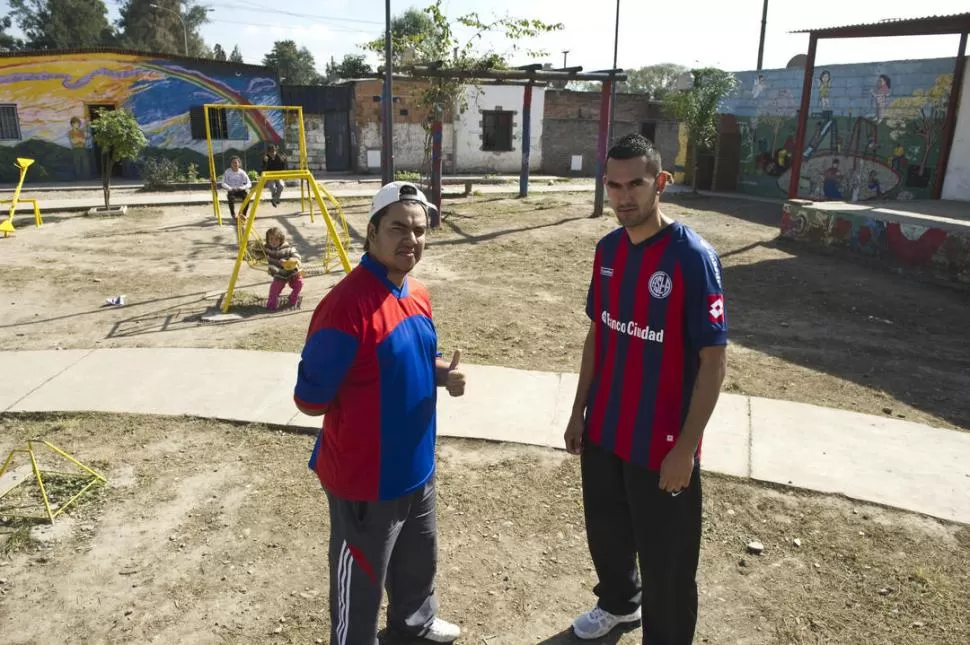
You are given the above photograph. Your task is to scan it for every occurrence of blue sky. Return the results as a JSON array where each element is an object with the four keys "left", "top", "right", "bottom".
[{"left": 3, "top": 0, "right": 968, "bottom": 73}]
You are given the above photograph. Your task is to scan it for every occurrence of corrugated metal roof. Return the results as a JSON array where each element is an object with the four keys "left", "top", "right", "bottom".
[{"left": 790, "top": 12, "right": 970, "bottom": 34}]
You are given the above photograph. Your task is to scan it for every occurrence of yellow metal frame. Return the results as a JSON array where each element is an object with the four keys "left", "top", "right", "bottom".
[
  {"left": 0, "top": 440, "right": 106, "bottom": 524},
  {"left": 1, "top": 157, "right": 43, "bottom": 238},
  {"left": 203, "top": 103, "right": 313, "bottom": 227},
  {"left": 221, "top": 168, "right": 353, "bottom": 313}
]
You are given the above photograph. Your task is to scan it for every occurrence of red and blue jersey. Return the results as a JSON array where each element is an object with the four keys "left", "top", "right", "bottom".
[
  {"left": 295, "top": 254, "right": 438, "bottom": 502},
  {"left": 585, "top": 221, "right": 727, "bottom": 471}
]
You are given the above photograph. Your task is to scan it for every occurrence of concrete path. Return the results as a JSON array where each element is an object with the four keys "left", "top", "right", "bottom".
[{"left": 2, "top": 348, "right": 968, "bottom": 525}]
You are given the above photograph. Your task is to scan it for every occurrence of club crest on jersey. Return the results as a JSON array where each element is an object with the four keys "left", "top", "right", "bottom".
[{"left": 648, "top": 271, "right": 672, "bottom": 299}]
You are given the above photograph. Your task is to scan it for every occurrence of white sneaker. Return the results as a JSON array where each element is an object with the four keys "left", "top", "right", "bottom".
[
  {"left": 572, "top": 606, "right": 641, "bottom": 640},
  {"left": 420, "top": 616, "right": 461, "bottom": 643}
]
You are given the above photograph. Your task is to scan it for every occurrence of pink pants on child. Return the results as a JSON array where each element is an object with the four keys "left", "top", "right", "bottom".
[{"left": 268, "top": 274, "right": 303, "bottom": 310}]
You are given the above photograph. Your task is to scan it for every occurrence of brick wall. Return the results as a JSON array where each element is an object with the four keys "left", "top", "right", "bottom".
[
  {"left": 354, "top": 79, "right": 455, "bottom": 172},
  {"left": 541, "top": 89, "right": 680, "bottom": 176},
  {"left": 303, "top": 113, "right": 326, "bottom": 171}
]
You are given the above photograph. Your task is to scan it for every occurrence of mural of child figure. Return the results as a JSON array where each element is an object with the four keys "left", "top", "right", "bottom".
[
  {"left": 69, "top": 117, "right": 91, "bottom": 180},
  {"left": 871, "top": 74, "right": 891, "bottom": 121},
  {"left": 818, "top": 70, "right": 831, "bottom": 109},
  {"left": 264, "top": 226, "right": 303, "bottom": 311}
]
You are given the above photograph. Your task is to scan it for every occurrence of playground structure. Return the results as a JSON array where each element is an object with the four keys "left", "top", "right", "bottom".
[
  {"left": 0, "top": 440, "right": 106, "bottom": 524},
  {"left": 0, "top": 157, "right": 43, "bottom": 238},
  {"left": 201, "top": 103, "right": 353, "bottom": 313}
]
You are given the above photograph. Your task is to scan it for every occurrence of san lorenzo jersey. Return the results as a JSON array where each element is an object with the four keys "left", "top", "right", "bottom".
[
  {"left": 584, "top": 221, "right": 727, "bottom": 470},
  {"left": 294, "top": 254, "right": 438, "bottom": 502}
]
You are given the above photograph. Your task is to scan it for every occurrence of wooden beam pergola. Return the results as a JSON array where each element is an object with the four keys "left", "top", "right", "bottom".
[
  {"left": 391, "top": 64, "right": 628, "bottom": 217},
  {"left": 787, "top": 13, "right": 969, "bottom": 200}
]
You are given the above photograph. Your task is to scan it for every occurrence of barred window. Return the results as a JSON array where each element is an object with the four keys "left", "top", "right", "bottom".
[{"left": 0, "top": 105, "right": 22, "bottom": 140}]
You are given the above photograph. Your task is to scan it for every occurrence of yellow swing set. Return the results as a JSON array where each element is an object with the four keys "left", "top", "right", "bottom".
[{"left": 201, "top": 103, "right": 352, "bottom": 312}]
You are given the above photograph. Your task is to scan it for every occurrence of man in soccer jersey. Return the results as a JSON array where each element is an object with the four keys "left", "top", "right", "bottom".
[
  {"left": 564, "top": 134, "right": 728, "bottom": 644},
  {"left": 294, "top": 182, "right": 465, "bottom": 645}
]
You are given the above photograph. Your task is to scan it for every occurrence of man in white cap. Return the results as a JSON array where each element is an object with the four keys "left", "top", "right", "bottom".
[{"left": 294, "top": 182, "right": 465, "bottom": 644}]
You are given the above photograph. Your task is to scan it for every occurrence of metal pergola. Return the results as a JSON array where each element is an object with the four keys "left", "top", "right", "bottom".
[
  {"left": 787, "top": 13, "right": 970, "bottom": 200},
  {"left": 385, "top": 63, "right": 627, "bottom": 217}
]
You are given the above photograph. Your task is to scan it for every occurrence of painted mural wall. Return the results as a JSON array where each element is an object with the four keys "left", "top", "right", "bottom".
[
  {"left": 781, "top": 202, "right": 970, "bottom": 284},
  {"left": 721, "top": 57, "right": 955, "bottom": 202},
  {"left": 0, "top": 51, "right": 283, "bottom": 182}
]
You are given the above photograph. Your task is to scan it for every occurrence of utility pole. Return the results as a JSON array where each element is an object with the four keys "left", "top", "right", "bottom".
[
  {"left": 607, "top": 0, "right": 620, "bottom": 146},
  {"left": 149, "top": 2, "right": 188, "bottom": 56},
  {"left": 756, "top": 0, "right": 769, "bottom": 71},
  {"left": 382, "top": 0, "right": 394, "bottom": 184}
]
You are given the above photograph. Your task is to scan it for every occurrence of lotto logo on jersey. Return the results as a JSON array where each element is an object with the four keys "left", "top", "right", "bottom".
[{"left": 708, "top": 294, "right": 725, "bottom": 324}]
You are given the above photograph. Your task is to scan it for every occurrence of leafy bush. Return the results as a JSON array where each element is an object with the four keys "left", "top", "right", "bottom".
[
  {"left": 394, "top": 170, "right": 422, "bottom": 182},
  {"left": 141, "top": 157, "right": 182, "bottom": 188}
]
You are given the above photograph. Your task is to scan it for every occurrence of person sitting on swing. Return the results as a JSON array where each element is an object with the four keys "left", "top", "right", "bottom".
[
  {"left": 220, "top": 156, "right": 252, "bottom": 221},
  {"left": 262, "top": 144, "right": 287, "bottom": 207}
]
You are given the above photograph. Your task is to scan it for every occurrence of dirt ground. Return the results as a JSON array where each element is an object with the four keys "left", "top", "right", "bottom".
[
  {"left": 1, "top": 191, "right": 967, "bottom": 431},
  {"left": 0, "top": 413, "right": 966, "bottom": 645}
]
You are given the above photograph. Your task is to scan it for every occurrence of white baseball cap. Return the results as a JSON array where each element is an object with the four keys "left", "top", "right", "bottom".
[{"left": 369, "top": 181, "right": 435, "bottom": 218}]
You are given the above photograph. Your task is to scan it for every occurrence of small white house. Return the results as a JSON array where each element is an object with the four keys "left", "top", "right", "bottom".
[{"left": 452, "top": 83, "right": 545, "bottom": 173}]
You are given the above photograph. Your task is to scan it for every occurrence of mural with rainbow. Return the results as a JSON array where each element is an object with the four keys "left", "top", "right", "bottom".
[{"left": 0, "top": 50, "right": 283, "bottom": 182}]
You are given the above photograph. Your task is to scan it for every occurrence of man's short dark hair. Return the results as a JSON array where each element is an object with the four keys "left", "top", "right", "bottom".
[{"left": 607, "top": 133, "right": 663, "bottom": 177}]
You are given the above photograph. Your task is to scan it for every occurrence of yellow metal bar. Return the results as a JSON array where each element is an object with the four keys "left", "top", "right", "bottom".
[
  {"left": 39, "top": 441, "right": 106, "bottom": 481},
  {"left": 308, "top": 179, "right": 352, "bottom": 274},
  {"left": 204, "top": 105, "right": 222, "bottom": 226},
  {"left": 0, "top": 447, "right": 23, "bottom": 479},
  {"left": 297, "top": 106, "right": 308, "bottom": 171},
  {"left": 27, "top": 446, "right": 55, "bottom": 523},
  {"left": 49, "top": 478, "right": 102, "bottom": 520},
  {"left": 203, "top": 103, "right": 300, "bottom": 111},
  {"left": 308, "top": 180, "right": 314, "bottom": 221},
  {"left": 222, "top": 175, "right": 268, "bottom": 313}
]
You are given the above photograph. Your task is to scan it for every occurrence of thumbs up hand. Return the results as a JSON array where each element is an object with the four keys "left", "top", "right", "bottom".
[{"left": 444, "top": 350, "right": 465, "bottom": 397}]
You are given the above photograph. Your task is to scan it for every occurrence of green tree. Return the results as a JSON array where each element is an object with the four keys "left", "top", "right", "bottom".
[
  {"left": 363, "top": 7, "right": 435, "bottom": 67},
  {"left": 570, "top": 64, "right": 688, "bottom": 99},
  {"left": 89, "top": 108, "right": 147, "bottom": 210},
  {"left": 229, "top": 45, "right": 244, "bottom": 63},
  {"left": 263, "top": 40, "right": 323, "bottom": 85},
  {"left": 326, "top": 54, "right": 373, "bottom": 81},
  {"left": 664, "top": 67, "right": 738, "bottom": 191},
  {"left": 9, "top": 0, "right": 115, "bottom": 50},
  {"left": 212, "top": 43, "right": 227, "bottom": 61},
  {"left": 623, "top": 63, "right": 688, "bottom": 99},
  {"left": 0, "top": 16, "right": 23, "bottom": 52},
  {"left": 362, "top": 1, "right": 561, "bottom": 123},
  {"left": 886, "top": 74, "right": 952, "bottom": 175},
  {"left": 116, "top": 0, "right": 210, "bottom": 56}
]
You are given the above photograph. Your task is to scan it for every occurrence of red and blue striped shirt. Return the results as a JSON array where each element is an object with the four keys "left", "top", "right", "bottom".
[
  {"left": 585, "top": 221, "right": 727, "bottom": 470},
  {"left": 295, "top": 254, "right": 438, "bottom": 501}
]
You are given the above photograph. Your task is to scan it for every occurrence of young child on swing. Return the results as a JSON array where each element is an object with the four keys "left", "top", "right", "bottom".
[{"left": 264, "top": 226, "right": 303, "bottom": 311}]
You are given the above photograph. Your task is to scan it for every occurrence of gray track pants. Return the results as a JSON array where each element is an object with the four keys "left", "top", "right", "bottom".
[{"left": 326, "top": 478, "right": 438, "bottom": 645}]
